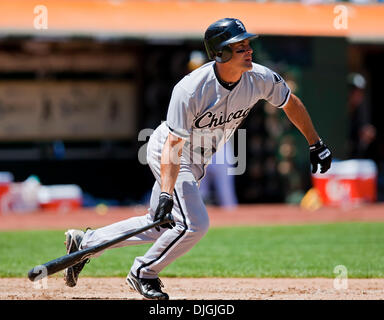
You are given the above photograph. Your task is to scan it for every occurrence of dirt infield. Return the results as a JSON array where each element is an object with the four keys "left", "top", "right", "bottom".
[
  {"left": 2, "top": 277, "right": 384, "bottom": 300},
  {"left": 2, "top": 204, "right": 384, "bottom": 300}
]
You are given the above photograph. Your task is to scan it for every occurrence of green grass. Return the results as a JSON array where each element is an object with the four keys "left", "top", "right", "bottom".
[{"left": 1, "top": 222, "right": 384, "bottom": 278}]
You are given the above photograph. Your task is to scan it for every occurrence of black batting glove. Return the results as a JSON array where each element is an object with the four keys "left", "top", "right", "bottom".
[
  {"left": 309, "top": 139, "right": 332, "bottom": 174},
  {"left": 154, "top": 192, "right": 176, "bottom": 231}
]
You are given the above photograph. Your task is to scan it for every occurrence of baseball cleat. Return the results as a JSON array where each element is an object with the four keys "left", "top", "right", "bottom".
[
  {"left": 63, "top": 229, "right": 89, "bottom": 287},
  {"left": 126, "top": 272, "right": 169, "bottom": 300}
]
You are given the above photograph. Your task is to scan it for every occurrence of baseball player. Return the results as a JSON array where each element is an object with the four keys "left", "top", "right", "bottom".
[{"left": 63, "top": 18, "right": 332, "bottom": 300}]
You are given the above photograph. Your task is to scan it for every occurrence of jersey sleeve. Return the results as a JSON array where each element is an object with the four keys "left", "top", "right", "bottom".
[
  {"left": 166, "top": 85, "right": 195, "bottom": 139},
  {"left": 262, "top": 67, "right": 291, "bottom": 108}
]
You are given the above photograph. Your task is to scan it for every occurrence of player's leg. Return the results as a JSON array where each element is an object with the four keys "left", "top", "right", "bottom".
[
  {"left": 129, "top": 168, "right": 210, "bottom": 280},
  {"left": 127, "top": 175, "right": 209, "bottom": 300},
  {"left": 125, "top": 128, "right": 209, "bottom": 299}
]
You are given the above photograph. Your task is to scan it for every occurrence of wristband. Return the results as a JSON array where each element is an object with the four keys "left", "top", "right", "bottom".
[
  {"left": 160, "top": 192, "right": 173, "bottom": 200},
  {"left": 309, "top": 139, "right": 324, "bottom": 151}
]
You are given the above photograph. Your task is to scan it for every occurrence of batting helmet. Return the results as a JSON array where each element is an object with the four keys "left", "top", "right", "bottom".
[{"left": 204, "top": 18, "right": 258, "bottom": 63}]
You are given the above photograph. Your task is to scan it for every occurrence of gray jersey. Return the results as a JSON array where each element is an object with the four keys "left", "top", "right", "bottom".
[{"left": 154, "top": 61, "right": 291, "bottom": 181}]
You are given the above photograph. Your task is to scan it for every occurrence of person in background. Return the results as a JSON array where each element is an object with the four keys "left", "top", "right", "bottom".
[{"left": 199, "top": 140, "right": 238, "bottom": 209}]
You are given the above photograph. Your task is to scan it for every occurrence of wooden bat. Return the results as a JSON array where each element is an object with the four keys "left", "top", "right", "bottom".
[{"left": 27, "top": 213, "right": 174, "bottom": 282}]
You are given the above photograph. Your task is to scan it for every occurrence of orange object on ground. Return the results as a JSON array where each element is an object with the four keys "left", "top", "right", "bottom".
[
  {"left": 40, "top": 199, "right": 82, "bottom": 211},
  {"left": 312, "top": 159, "right": 377, "bottom": 206}
]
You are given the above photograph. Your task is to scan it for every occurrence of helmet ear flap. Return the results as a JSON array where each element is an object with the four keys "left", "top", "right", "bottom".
[
  {"left": 214, "top": 46, "right": 232, "bottom": 63},
  {"left": 204, "top": 40, "right": 215, "bottom": 60}
]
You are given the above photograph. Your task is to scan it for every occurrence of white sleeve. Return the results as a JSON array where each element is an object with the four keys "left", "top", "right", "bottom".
[
  {"left": 262, "top": 67, "right": 291, "bottom": 108},
  {"left": 166, "top": 85, "right": 195, "bottom": 139}
]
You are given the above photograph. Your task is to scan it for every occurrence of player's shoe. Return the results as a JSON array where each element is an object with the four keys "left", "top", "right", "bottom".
[
  {"left": 126, "top": 271, "right": 169, "bottom": 300},
  {"left": 63, "top": 229, "right": 89, "bottom": 287}
]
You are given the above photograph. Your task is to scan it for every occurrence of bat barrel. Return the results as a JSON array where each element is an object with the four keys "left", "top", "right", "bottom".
[
  {"left": 28, "top": 266, "right": 44, "bottom": 282},
  {"left": 27, "top": 247, "right": 92, "bottom": 281}
]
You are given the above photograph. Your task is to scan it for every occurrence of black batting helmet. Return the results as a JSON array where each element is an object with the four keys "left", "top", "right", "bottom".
[{"left": 204, "top": 18, "right": 258, "bottom": 63}]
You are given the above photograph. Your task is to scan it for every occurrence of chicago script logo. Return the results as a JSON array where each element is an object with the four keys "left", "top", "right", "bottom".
[{"left": 194, "top": 107, "right": 251, "bottom": 129}]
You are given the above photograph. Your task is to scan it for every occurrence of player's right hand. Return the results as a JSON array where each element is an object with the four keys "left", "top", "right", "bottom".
[
  {"left": 154, "top": 192, "right": 176, "bottom": 231},
  {"left": 309, "top": 139, "right": 332, "bottom": 174}
]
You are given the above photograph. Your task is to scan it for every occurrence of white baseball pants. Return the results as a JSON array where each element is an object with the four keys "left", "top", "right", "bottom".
[{"left": 80, "top": 128, "right": 210, "bottom": 279}]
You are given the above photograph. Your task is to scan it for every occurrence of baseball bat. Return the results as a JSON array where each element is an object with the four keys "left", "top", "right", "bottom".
[{"left": 27, "top": 213, "right": 174, "bottom": 282}]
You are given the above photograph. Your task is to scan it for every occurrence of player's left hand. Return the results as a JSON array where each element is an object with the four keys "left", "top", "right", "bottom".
[
  {"left": 154, "top": 192, "right": 176, "bottom": 231},
  {"left": 309, "top": 139, "right": 332, "bottom": 174}
]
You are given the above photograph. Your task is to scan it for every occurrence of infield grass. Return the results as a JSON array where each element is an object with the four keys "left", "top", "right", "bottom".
[{"left": 1, "top": 222, "right": 384, "bottom": 278}]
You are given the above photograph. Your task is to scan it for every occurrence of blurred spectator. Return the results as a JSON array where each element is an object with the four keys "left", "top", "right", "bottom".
[
  {"left": 199, "top": 141, "right": 238, "bottom": 209},
  {"left": 188, "top": 50, "right": 206, "bottom": 73},
  {"left": 347, "top": 72, "right": 384, "bottom": 201},
  {"left": 347, "top": 72, "right": 373, "bottom": 158},
  {"left": 355, "top": 124, "right": 377, "bottom": 159}
]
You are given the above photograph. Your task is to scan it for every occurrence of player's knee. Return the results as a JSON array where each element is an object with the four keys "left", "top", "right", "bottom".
[
  {"left": 200, "top": 215, "right": 210, "bottom": 234},
  {"left": 187, "top": 215, "right": 210, "bottom": 237}
]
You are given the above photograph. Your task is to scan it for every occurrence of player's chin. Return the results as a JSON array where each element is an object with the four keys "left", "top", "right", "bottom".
[{"left": 243, "top": 61, "right": 253, "bottom": 70}]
